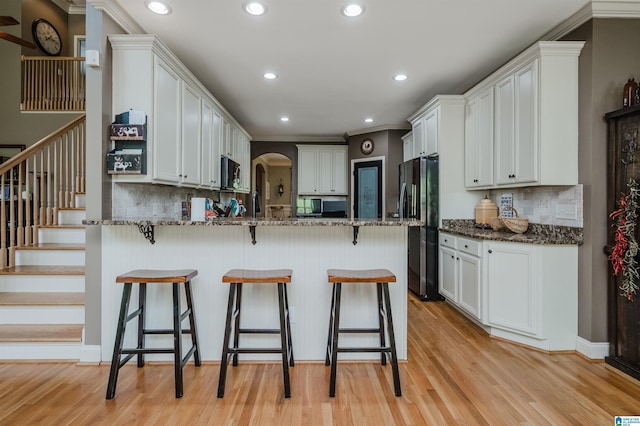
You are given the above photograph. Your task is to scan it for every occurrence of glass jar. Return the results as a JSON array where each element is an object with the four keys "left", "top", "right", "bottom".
[{"left": 624, "top": 78, "right": 637, "bottom": 107}]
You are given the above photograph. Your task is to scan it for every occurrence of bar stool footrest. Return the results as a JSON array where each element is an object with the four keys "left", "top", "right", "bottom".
[
  {"left": 239, "top": 328, "right": 282, "bottom": 334},
  {"left": 143, "top": 328, "right": 194, "bottom": 335},
  {"left": 337, "top": 347, "right": 392, "bottom": 353},
  {"left": 338, "top": 328, "right": 383, "bottom": 333}
]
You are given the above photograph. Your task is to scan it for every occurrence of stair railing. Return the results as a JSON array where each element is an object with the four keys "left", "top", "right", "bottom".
[
  {"left": 21, "top": 56, "right": 86, "bottom": 112},
  {"left": 0, "top": 115, "right": 86, "bottom": 268}
]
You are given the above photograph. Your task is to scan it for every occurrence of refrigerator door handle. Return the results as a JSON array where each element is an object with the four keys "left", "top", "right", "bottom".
[{"left": 399, "top": 182, "right": 407, "bottom": 220}]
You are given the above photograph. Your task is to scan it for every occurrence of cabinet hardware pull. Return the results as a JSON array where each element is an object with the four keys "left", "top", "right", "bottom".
[
  {"left": 488, "top": 249, "right": 493, "bottom": 253},
  {"left": 465, "top": 244, "right": 468, "bottom": 248}
]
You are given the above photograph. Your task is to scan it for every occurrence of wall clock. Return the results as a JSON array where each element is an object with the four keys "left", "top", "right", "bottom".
[
  {"left": 32, "top": 18, "right": 62, "bottom": 56},
  {"left": 360, "top": 138, "right": 374, "bottom": 155}
]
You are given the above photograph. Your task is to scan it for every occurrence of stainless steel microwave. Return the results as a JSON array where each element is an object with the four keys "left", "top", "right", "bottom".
[{"left": 220, "top": 156, "right": 240, "bottom": 190}]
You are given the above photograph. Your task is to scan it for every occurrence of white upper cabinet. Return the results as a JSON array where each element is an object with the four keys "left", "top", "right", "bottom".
[
  {"left": 109, "top": 35, "right": 251, "bottom": 192},
  {"left": 401, "top": 131, "right": 413, "bottom": 162},
  {"left": 464, "top": 41, "right": 584, "bottom": 189},
  {"left": 409, "top": 104, "right": 439, "bottom": 158},
  {"left": 297, "top": 145, "right": 348, "bottom": 195},
  {"left": 465, "top": 86, "right": 494, "bottom": 187},
  {"left": 180, "top": 82, "right": 201, "bottom": 186},
  {"left": 152, "top": 58, "right": 181, "bottom": 184}
]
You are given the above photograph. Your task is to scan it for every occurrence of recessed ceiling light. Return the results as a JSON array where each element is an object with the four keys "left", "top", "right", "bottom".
[
  {"left": 364, "top": 118, "right": 373, "bottom": 123},
  {"left": 341, "top": 4, "right": 364, "bottom": 17},
  {"left": 263, "top": 72, "right": 277, "bottom": 80},
  {"left": 280, "top": 116, "right": 289, "bottom": 122},
  {"left": 244, "top": 1, "right": 267, "bottom": 16},
  {"left": 146, "top": 0, "right": 171, "bottom": 15},
  {"left": 394, "top": 74, "right": 408, "bottom": 81}
]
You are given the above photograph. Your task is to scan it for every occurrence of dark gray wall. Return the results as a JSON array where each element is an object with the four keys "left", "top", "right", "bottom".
[{"left": 562, "top": 18, "right": 640, "bottom": 342}]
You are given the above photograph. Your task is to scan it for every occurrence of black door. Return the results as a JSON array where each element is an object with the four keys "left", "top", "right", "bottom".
[{"left": 354, "top": 160, "right": 382, "bottom": 219}]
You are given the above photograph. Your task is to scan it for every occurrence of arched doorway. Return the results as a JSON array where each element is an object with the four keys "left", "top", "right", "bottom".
[{"left": 253, "top": 153, "right": 292, "bottom": 218}]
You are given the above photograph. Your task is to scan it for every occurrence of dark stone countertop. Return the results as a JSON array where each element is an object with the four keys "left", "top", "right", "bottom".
[
  {"left": 440, "top": 219, "right": 583, "bottom": 245},
  {"left": 83, "top": 217, "right": 423, "bottom": 227}
]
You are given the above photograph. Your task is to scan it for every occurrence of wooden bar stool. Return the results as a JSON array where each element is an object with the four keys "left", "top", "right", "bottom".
[
  {"left": 218, "top": 269, "right": 294, "bottom": 398},
  {"left": 325, "top": 268, "right": 401, "bottom": 397},
  {"left": 106, "top": 269, "right": 200, "bottom": 399}
]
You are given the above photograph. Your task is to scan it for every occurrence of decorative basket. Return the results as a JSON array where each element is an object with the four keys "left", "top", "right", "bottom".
[{"left": 490, "top": 207, "right": 529, "bottom": 234}]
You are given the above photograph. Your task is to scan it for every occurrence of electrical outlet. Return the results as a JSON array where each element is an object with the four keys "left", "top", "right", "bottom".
[
  {"left": 289, "top": 306, "right": 296, "bottom": 324},
  {"left": 556, "top": 204, "right": 577, "bottom": 220}
]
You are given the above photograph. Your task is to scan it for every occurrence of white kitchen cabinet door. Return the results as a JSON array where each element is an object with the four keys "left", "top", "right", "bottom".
[
  {"left": 424, "top": 108, "right": 439, "bottom": 156},
  {"left": 494, "top": 74, "right": 515, "bottom": 185},
  {"left": 153, "top": 59, "right": 181, "bottom": 184},
  {"left": 221, "top": 116, "right": 233, "bottom": 159},
  {"left": 412, "top": 119, "right": 424, "bottom": 159},
  {"left": 297, "top": 148, "right": 318, "bottom": 194},
  {"left": 439, "top": 245, "right": 457, "bottom": 301},
  {"left": 486, "top": 242, "right": 540, "bottom": 336},
  {"left": 465, "top": 87, "right": 494, "bottom": 188},
  {"left": 318, "top": 148, "right": 334, "bottom": 194},
  {"left": 513, "top": 60, "right": 538, "bottom": 184},
  {"left": 330, "top": 147, "right": 348, "bottom": 195},
  {"left": 181, "top": 82, "right": 201, "bottom": 186},
  {"left": 457, "top": 251, "right": 481, "bottom": 319},
  {"left": 402, "top": 132, "right": 414, "bottom": 162},
  {"left": 200, "top": 99, "right": 214, "bottom": 188}
]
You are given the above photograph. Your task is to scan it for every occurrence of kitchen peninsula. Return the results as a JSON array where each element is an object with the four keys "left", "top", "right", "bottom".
[{"left": 86, "top": 217, "right": 420, "bottom": 363}]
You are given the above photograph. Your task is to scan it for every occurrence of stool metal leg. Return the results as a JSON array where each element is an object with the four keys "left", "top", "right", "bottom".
[
  {"left": 137, "top": 283, "right": 146, "bottom": 368},
  {"left": 278, "top": 282, "right": 291, "bottom": 398},
  {"left": 106, "top": 282, "right": 133, "bottom": 400},
  {"left": 218, "top": 282, "right": 237, "bottom": 398},
  {"left": 329, "top": 282, "right": 342, "bottom": 397},
  {"left": 377, "top": 283, "right": 387, "bottom": 366},
  {"left": 283, "top": 283, "right": 294, "bottom": 367},
  {"left": 325, "top": 282, "right": 337, "bottom": 366},
  {"left": 382, "top": 282, "right": 401, "bottom": 397},
  {"left": 184, "top": 280, "right": 201, "bottom": 366},
  {"left": 172, "top": 282, "right": 184, "bottom": 398},
  {"left": 232, "top": 283, "right": 243, "bottom": 367}
]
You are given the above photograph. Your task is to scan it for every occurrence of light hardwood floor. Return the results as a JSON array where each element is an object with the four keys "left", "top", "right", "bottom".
[{"left": 1, "top": 294, "right": 639, "bottom": 425}]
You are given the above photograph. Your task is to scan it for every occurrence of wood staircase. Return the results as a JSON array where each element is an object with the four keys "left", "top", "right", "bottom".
[
  {"left": 0, "top": 193, "right": 85, "bottom": 359},
  {"left": 0, "top": 116, "right": 86, "bottom": 360}
]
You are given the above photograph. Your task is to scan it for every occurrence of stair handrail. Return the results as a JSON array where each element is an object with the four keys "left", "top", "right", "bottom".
[{"left": 0, "top": 114, "right": 86, "bottom": 268}]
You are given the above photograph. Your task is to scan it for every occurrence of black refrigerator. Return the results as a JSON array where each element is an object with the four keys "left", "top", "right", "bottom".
[{"left": 399, "top": 155, "right": 443, "bottom": 301}]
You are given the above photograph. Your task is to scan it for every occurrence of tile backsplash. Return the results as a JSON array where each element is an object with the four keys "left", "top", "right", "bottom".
[
  {"left": 488, "top": 184, "right": 583, "bottom": 228},
  {"left": 112, "top": 183, "right": 218, "bottom": 219}
]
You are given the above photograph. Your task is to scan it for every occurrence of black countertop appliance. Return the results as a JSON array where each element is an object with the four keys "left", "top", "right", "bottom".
[
  {"left": 321, "top": 200, "right": 347, "bottom": 218},
  {"left": 399, "top": 155, "right": 442, "bottom": 301}
]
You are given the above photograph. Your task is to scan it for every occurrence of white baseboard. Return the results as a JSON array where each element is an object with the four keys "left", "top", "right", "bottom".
[
  {"left": 576, "top": 336, "right": 609, "bottom": 359},
  {"left": 80, "top": 344, "right": 102, "bottom": 363}
]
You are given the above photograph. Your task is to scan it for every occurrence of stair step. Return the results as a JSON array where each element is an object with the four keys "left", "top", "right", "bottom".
[
  {"left": 38, "top": 225, "right": 85, "bottom": 229},
  {"left": 15, "top": 244, "right": 85, "bottom": 266},
  {"left": 38, "top": 226, "right": 85, "bottom": 244},
  {"left": 58, "top": 208, "right": 86, "bottom": 226},
  {"left": 0, "top": 265, "right": 85, "bottom": 275},
  {"left": 0, "top": 292, "right": 84, "bottom": 306},
  {"left": 0, "top": 324, "right": 83, "bottom": 342}
]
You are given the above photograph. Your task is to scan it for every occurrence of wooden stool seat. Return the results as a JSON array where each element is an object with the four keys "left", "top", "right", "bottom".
[
  {"left": 106, "top": 269, "right": 200, "bottom": 399},
  {"left": 326, "top": 268, "right": 401, "bottom": 397},
  {"left": 327, "top": 268, "right": 397, "bottom": 283},
  {"left": 218, "top": 269, "right": 294, "bottom": 398}
]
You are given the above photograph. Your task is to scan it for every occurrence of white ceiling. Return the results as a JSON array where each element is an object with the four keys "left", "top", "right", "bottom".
[{"left": 106, "top": 0, "right": 589, "bottom": 141}]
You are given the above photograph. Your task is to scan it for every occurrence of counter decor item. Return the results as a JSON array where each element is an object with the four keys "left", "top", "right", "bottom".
[
  {"left": 490, "top": 206, "right": 528, "bottom": 234},
  {"left": 474, "top": 195, "right": 498, "bottom": 228},
  {"left": 624, "top": 78, "right": 638, "bottom": 107}
]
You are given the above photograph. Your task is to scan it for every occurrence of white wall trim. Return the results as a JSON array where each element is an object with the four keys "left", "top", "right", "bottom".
[
  {"left": 87, "top": 0, "right": 145, "bottom": 35},
  {"left": 576, "top": 336, "right": 609, "bottom": 359},
  {"left": 80, "top": 344, "right": 102, "bottom": 363}
]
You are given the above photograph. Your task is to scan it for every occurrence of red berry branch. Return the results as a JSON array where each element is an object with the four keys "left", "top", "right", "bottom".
[{"left": 610, "top": 178, "right": 640, "bottom": 302}]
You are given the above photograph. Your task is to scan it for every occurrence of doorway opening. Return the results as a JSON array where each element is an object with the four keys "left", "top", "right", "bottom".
[
  {"left": 253, "top": 153, "right": 292, "bottom": 218},
  {"left": 352, "top": 157, "right": 384, "bottom": 219}
]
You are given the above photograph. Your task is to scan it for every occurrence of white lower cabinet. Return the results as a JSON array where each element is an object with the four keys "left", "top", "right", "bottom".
[
  {"left": 485, "top": 241, "right": 539, "bottom": 336},
  {"left": 439, "top": 233, "right": 578, "bottom": 351},
  {"left": 438, "top": 233, "right": 481, "bottom": 321}
]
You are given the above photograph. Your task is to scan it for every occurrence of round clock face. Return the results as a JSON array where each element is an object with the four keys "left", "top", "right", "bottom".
[
  {"left": 32, "top": 18, "right": 62, "bottom": 56},
  {"left": 360, "top": 138, "right": 374, "bottom": 155}
]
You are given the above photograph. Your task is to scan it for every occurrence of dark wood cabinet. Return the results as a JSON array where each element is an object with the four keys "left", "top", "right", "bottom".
[{"left": 605, "top": 104, "right": 640, "bottom": 380}]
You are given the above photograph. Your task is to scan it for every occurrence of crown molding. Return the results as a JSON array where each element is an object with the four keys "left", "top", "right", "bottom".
[
  {"left": 87, "top": 0, "right": 145, "bottom": 34},
  {"left": 542, "top": 0, "right": 640, "bottom": 41},
  {"left": 253, "top": 135, "right": 346, "bottom": 143}
]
